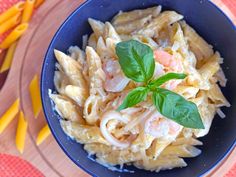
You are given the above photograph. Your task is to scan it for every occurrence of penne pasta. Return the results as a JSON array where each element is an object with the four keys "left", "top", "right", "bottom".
[
  {"left": 15, "top": 111, "right": 28, "bottom": 154},
  {"left": 54, "top": 49, "right": 87, "bottom": 89},
  {"left": 61, "top": 120, "right": 109, "bottom": 145},
  {"left": 0, "top": 13, "right": 21, "bottom": 35},
  {"left": 36, "top": 124, "right": 51, "bottom": 145},
  {"left": 0, "top": 1, "right": 25, "bottom": 24},
  {"left": 88, "top": 18, "right": 105, "bottom": 39},
  {"left": 0, "top": 42, "right": 17, "bottom": 73},
  {"left": 29, "top": 75, "right": 42, "bottom": 118},
  {"left": 180, "top": 21, "right": 213, "bottom": 61},
  {"left": 34, "top": 0, "right": 45, "bottom": 8},
  {"left": 135, "top": 11, "right": 183, "bottom": 37},
  {"left": 64, "top": 85, "right": 88, "bottom": 107},
  {"left": 0, "top": 23, "right": 28, "bottom": 49},
  {"left": 112, "top": 6, "right": 161, "bottom": 25},
  {"left": 114, "top": 15, "right": 152, "bottom": 34},
  {"left": 49, "top": 93, "right": 84, "bottom": 124},
  {"left": 0, "top": 99, "right": 20, "bottom": 134},
  {"left": 21, "top": 0, "right": 35, "bottom": 23}
]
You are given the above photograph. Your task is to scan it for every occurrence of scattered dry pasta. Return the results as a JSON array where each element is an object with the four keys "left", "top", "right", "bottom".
[
  {"left": 21, "top": 0, "right": 35, "bottom": 23},
  {"left": 0, "top": 42, "right": 17, "bottom": 73},
  {"left": 50, "top": 6, "right": 229, "bottom": 173},
  {"left": 0, "top": 13, "right": 21, "bottom": 35},
  {"left": 29, "top": 75, "right": 42, "bottom": 118},
  {"left": 15, "top": 111, "right": 28, "bottom": 154},
  {"left": 36, "top": 124, "right": 51, "bottom": 145},
  {"left": 0, "top": 23, "right": 28, "bottom": 49},
  {"left": 0, "top": 99, "right": 19, "bottom": 134},
  {"left": 0, "top": 1, "right": 25, "bottom": 24}
]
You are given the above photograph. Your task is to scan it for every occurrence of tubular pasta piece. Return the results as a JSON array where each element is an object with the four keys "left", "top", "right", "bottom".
[
  {"left": 0, "top": 42, "right": 17, "bottom": 73},
  {"left": 88, "top": 18, "right": 105, "bottom": 38},
  {"left": 86, "top": 46, "right": 106, "bottom": 96},
  {"left": 112, "top": 6, "right": 161, "bottom": 25},
  {"left": 0, "top": 23, "right": 28, "bottom": 49},
  {"left": 114, "top": 15, "right": 152, "bottom": 34},
  {"left": 60, "top": 120, "right": 109, "bottom": 145},
  {"left": 134, "top": 156, "right": 187, "bottom": 172},
  {"left": 180, "top": 21, "right": 213, "bottom": 61},
  {"left": 36, "top": 124, "right": 51, "bottom": 145},
  {"left": 0, "top": 99, "right": 19, "bottom": 134},
  {"left": 0, "top": 1, "right": 25, "bottom": 24},
  {"left": 64, "top": 85, "right": 88, "bottom": 107},
  {"left": 29, "top": 75, "right": 42, "bottom": 118},
  {"left": 54, "top": 50, "right": 87, "bottom": 90},
  {"left": 207, "top": 83, "right": 230, "bottom": 107},
  {"left": 21, "top": 0, "right": 35, "bottom": 23},
  {"left": 103, "top": 22, "right": 121, "bottom": 43},
  {"left": 171, "top": 22, "right": 197, "bottom": 66},
  {"left": 0, "top": 13, "right": 21, "bottom": 35},
  {"left": 88, "top": 33, "right": 97, "bottom": 50},
  {"left": 135, "top": 11, "right": 183, "bottom": 37},
  {"left": 15, "top": 111, "right": 28, "bottom": 154},
  {"left": 161, "top": 145, "right": 201, "bottom": 157},
  {"left": 172, "top": 137, "right": 203, "bottom": 146},
  {"left": 83, "top": 95, "right": 102, "bottom": 125},
  {"left": 49, "top": 93, "right": 84, "bottom": 124},
  {"left": 53, "top": 70, "right": 70, "bottom": 94}
]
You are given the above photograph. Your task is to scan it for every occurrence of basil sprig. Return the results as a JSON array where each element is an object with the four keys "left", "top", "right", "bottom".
[{"left": 115, "top": 40, "right": 204, "bottom": 129}]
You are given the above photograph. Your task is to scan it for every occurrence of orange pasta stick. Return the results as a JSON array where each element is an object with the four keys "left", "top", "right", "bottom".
[
  {"left": 29, "top": 75, "right": 42, "bottom": 118},
  {"left": 35, "top": 0, "right": 45, "bottom": 8},
  {"left": 15, "top": 111, "right": 28, "bottom": 154},
  {"left": 0, "top": 2, "right": 25, "bottom": 24},
  {"left": 0, "top": 13, "right": 21, "bottom": 35},
  {"left": 21, "top": 0, "right": 35, "bottom": 23},
  {"left": 0, "top": 23, "right": 28, "bottom": 49},
  {"left": 0, "top": 42, "right": 17, "bottom": 73},
  {"left": 0, "top": 99, "right": 20, "bottom": 134},
  {"left": 36, "top": 124, "right": 51, "bottom": 145}
]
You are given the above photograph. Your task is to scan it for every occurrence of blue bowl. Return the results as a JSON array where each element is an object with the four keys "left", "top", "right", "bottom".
[{"left": 41, "top": 0, "right": 236, "bottom": 176}]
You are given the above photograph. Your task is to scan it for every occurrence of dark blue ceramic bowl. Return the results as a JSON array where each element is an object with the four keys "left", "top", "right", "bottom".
[{"left": 41, "top": 0, "right": 236, "bottom": 176}]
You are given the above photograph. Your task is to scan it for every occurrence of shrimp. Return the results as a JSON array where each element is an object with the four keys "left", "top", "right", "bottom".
[
  {"left": 103, "top": 60, "right": 130, "bottom": 92},
  {"left": 154, "top": 49, "right": 184, "bottom": 90},
  {"left": 144, "top": 115, "right": 182, "bottom": 138}
]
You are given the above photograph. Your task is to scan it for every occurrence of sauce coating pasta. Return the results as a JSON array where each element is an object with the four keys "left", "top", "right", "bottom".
[{"left": 50, "top": 6, "right": 229, "bottom": 172}]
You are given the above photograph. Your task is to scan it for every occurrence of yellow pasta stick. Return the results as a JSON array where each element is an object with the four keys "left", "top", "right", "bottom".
[
  {"left": 15, "top": 111, "right": 28, "bottom": 154},
  {"left": 0, "top": 99, "right": 20, "bottom": 134},
  {"left": 35, "top": 0, "right": 45, "bottom": 8},
  {"left": 29, "top": 75, "right": 42, "bottom": 118},
  {"left": 0, "top": 13, "right": 21, "bottom": 35},
  {"left": 0, "top": 42, "right": 17, "bottom": 73},
  {"left": 36, "top": 124, "right": 51, "bottom": 145},
  {"left": 21, "top": 0, "right": 35, "bottom": 23},
  {"left": 0, "top": 1, "right": 25, "bottom": 24},
  {"left": 0, "top": 23, "right": 28, "bottom": 49}
]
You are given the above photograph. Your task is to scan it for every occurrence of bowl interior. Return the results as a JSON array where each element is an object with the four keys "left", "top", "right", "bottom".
[{"left": 41, "top": 0, "right": 236, "bottom": 176}]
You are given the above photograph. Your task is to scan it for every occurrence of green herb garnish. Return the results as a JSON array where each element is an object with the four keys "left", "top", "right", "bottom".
[{"left": 116, "top": 40, "right": 204, "bottom": 129}]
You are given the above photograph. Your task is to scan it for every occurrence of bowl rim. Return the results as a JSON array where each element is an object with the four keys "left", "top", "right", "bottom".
[{"left": 41, "top": 0, "right": 236, "bottom": 176}]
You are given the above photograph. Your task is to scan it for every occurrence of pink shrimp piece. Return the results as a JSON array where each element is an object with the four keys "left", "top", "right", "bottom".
[
  {"left": 154, "top": 49, "right": 183, "bottom": 72},
  {"left": 103, "top": 60, "right": 130, "bottom": 92},
  {"left": 154, "top": 49, "right": 173, "bottom": 66},
  {"left": 154, "top": 49, "right": 184, "bottom": 90},
  {"left": 144, "top": 115, "right": 181, "bottom": 138}
]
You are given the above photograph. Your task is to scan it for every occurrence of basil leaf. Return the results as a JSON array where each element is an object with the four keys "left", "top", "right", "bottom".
[
  {"left": 117, "top": 87, "right": 149, "bottom": 111},
  {"left": 152, "top": 88, "right": 204, "bottom": 129},
  {"left": 149, "top": 73, "right": 187, "bottom": 88},
  {"left": 116, "top": 40, "right": 155, "bottom": 83}
]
